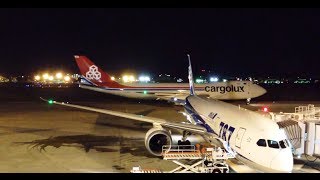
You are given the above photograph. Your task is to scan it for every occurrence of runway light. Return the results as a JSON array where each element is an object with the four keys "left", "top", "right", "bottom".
[
  {"left": 210, "top": 77, "right": 219, "bottom": 82},
  {"left": 123, "top": 75, "right": 135, "bottom": 82},
  {"left": 263, "top": 107, "right": 269, "bottom": 112},
  {"left": 48, "top": 99, "right": 54, "bottom": 104},
  {"left": 111, "top": 76, "right": 115, "bottom": 81},
  {"left": 56, "top": 72, "right": 63, "bottom": 79},
  {"left": 34, "top": 75, "right": 40, "bottom": 81},
  {"left": 64, "top": 76, "right": 70, "bottom": 82},
  {"left": 129, "top": 75, "right": 135, "bottom": 82},
  {"left": 139, "top": 76, "right": 150, "bottom": 82},
  {"left": 43, "top": 73, "right": 49, "bottom": 80},
  {"left": 196, "top": 79, "right": 204, "bottom": 83},
  {"left": 48, "top": 76, "right": 54, "bottom": 81},
  {"left": 123, "top": 75, "right": 129, "bottom": 82}
]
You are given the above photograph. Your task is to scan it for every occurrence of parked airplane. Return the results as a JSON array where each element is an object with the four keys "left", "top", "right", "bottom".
[
  {"left": 42, "top": 55, "right": 293, "bottom": 172},
  {"left": 74, "top": 55, "right": 266, "bottom": 104}
]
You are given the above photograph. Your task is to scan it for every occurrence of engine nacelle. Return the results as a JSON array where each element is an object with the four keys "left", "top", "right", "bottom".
[
  {"left": 145, "top": 127, "right": 172, "bottom": 156},
  {"left": 144, "top": 127, "right": 207, "bottom": 156}
]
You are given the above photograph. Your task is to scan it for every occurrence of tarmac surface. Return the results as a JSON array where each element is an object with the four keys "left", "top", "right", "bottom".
[
  {"left": 0, "top": 101, "right": 181, "bottom": 172},
  {"left": 0, "top": 83, "right": 319, "bottom": 173}
]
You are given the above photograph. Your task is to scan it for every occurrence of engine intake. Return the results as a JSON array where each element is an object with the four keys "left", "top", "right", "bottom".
[
  {"left": 145, "top": 127, "right": 172, "bottom": 156},
  {"left": 144, "top": 127, "right": 207, "bottom": 156}
]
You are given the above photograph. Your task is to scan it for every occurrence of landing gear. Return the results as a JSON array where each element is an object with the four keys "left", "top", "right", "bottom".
[
  {"left": 178, "top": 131, "right": 192, "bottom": 149},
  {"left": 211, "top": 169, "right": 222, "bottom": 173},
  {"left": 246, "top": 98, "right": 251, "bottom": 105},
  {"left": 178, "top": 140, "right": 191, "bottom": 145},
  {"left": 182, "top": 130, "right": 192, "bottom": 141},
  {"left": 178, "top": 140, "right": 191, "bottom": 149}
]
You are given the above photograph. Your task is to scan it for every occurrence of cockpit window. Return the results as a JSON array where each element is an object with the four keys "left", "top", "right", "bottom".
[
  {"left": 267, "top": 140, "right": 279, "bottom": 149},
  {"left": 279, "top": 140, "right": 287, "bottom": 148},
  {"left": 256, "top": 139, "right": 267, "bottom": 147}
]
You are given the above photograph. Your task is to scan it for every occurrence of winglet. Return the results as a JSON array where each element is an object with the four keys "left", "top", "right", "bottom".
[{"left": 187, "top": 54, "right": 196, "bottom": 96}]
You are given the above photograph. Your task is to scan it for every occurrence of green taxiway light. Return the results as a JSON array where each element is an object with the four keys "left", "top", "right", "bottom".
[
  {"left": 143, "top": 90, "right": 147, "bottom": 94},
  {"left": 48, "top": 99, "right": 54, "bottom": 104}
]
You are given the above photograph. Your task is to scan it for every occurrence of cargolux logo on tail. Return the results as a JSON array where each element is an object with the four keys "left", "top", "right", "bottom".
[{"left": 86, "top": 65, "right": 101, "bottom": 80}]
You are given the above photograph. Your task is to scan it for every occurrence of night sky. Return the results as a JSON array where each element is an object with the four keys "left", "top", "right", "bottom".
[{"left": 1, "top": 8, "right": 320, "bottom": 78}]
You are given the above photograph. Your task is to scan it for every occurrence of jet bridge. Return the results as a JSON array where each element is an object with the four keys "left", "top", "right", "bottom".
[{"left": 270, "top": 104, "right": 320, "bottom": 157}]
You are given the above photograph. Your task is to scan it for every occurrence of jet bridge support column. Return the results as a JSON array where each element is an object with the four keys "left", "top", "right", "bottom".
[
  {"left": 305, "top": 122, "right": 320, "bottom": 156},
  {"left": 306, "top": 122, "right": 315, "bottom": 156},
  {"left": 314, "top": 124, "right": 320, "bottom": 155}
]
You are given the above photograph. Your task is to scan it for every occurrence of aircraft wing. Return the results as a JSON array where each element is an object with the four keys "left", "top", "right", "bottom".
[
  {"left": 154, "top": 92, "right": 188, "bottom": 100},
  {"left": 40, "top": 97, "right": 207, "bottom": 134}
]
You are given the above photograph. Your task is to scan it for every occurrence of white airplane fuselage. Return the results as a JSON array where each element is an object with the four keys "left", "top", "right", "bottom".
[
  {"left": 184, "top": 95, "right": 293, "bottom": 173},
  {"left": 75, "top": 55, "right": 266, "bottom": 101},
  {"left": 79, "top": 80, "right": 266, "bottom": 100}
]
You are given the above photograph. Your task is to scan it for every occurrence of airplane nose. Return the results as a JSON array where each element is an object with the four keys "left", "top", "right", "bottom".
[
  {"left": 270, "top": 150, "right": 293, "bottom": 172},
  {"left": 252, "top": 84, "right": 267, "bottom": 97},
  {"left": 259, "top": 86, "right": 267, "bottom": 95}
]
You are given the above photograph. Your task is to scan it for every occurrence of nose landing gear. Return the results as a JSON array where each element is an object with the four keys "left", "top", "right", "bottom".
[{"left": 246, "top": 98, "right": 251, "bottom": 105}]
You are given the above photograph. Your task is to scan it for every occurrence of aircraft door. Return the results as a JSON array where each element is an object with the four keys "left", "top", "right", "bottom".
[
  {"left": 245, "top": 82, "right": 250, "bottom": 96},
  {"left": 235, "top": 127, "right": 246, "bottom": 148}
]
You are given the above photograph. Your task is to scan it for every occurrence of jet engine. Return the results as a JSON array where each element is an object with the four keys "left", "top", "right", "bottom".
[
  {"left": 144, "top": 127, "right": 207, "bottom": 156},
  {"left": 144, "top": 127, "right": 172, "bottom": 156}
]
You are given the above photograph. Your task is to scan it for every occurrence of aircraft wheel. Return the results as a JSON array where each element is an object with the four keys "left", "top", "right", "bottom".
[
  {"left": 178, "top": 140, "right": 191, "bottom": 149},
  {"left": 185, "top": 140, "right": 191, "bottom": 145},
  {"left": 246, "top": 98, "right": 251, "bottom": 105},
  {"left": 212, "top": 169, "right": 221, "bottom": 173}
]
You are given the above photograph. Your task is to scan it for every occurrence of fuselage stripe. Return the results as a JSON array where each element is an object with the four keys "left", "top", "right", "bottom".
[{"left": 184, "top": 99, "right": 217, "bottom": 134}]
